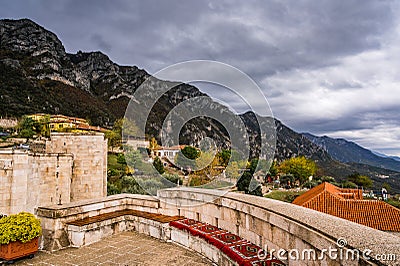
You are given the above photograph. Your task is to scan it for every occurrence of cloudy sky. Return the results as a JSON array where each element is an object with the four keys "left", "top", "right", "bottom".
[{"left": 1, "top": 0, "right": 400, "bottom": 156}]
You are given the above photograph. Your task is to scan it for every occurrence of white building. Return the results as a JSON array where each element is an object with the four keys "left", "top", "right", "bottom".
[{"left": 154, "top": 145, "right": 184, "bottom": 161}]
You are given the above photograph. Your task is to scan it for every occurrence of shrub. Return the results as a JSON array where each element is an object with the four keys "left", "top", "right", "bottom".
[
  {"left": 0, "top": 212, "right": 42, "bottom": 245},
  {"left": 163, "top": 173, "right": 182, "bottom": 184},
  {"left": 153, "top": 156, "right": 165, "bottom": 174},
  {"left": 117, "top": 153, "right": 126, "bottom": 165}
]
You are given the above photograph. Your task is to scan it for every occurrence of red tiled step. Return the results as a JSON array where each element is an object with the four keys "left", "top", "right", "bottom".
[{"left": 170, "top": 218, "right": 285, "bottom": 266}]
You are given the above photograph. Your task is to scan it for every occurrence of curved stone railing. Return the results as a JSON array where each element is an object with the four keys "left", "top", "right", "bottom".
[
  {"left": 36, "top": 194, "right": 159, "bottom": 251},
  {"left": 37, "top": 189, "right": 400, "bottom": 265},
  {"left": 157, "top": 188, "right": 400, "bottom": 266}
]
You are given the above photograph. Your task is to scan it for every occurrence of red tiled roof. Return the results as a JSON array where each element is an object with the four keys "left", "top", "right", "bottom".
[
  {"left": 293, "top": 182, "right": 400, "bottom": 232},
  {"left": 75, "top": 124, "right": 107, "bottom": 132},
  {"left": 155, "top": 145, "right": 186, "bottom": 151}
]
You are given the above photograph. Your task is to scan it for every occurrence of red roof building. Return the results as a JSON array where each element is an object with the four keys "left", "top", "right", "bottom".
[{"left": 293, "top": 182, "right": 400, "bottom": 232}]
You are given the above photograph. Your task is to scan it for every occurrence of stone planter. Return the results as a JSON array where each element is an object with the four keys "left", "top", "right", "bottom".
[{"left": 0, "top": 237, "right": 38, "bottom": 262}]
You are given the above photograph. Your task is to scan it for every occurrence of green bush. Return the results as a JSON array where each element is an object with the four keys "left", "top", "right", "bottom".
[
  {"left": 0, "top": 212, "right": 42, "bottom": 244},
  {"left": 153, "top": 156, "right": 165, "bottom": 174},
  {"left": 163, "top": 173, "right": 182, "bottom": 184},
  {"left": 264, "top": 190, "right": 306, "bottom": 203}
]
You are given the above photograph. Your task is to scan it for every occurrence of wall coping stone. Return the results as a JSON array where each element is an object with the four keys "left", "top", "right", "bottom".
[
  {"left": 158, "top": 187, "right": 400, "bottom": 264},
  {"left": 36, "top": 194, "right": 159, "bottom": 218}
]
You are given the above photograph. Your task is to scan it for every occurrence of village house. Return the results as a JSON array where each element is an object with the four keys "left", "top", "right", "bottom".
[
  {"left": 154, "top": 145, "right": 185, "bottom": 161},
  {"left": 27, "top": 113, "right": 107, "bottom": 133}
]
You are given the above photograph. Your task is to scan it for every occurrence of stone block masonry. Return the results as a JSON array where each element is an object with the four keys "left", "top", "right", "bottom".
[
  {"left": 0, "top": 132, "right": 107, "bottom": 215},
  {"left": 37, "top": 191, "right": 400, "bottom": 265},
  {"left": 45, "top": 133, "right": 108, "bottom": 201}
]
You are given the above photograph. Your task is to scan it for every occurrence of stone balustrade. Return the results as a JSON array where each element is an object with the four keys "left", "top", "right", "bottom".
[
  {"left": 36, "top": 193, "right": 159, "bottom": 251},
  {"left": 36, "top": 188, "right": 400, "bottom": 265},
  {"left": 158, "top": 188, "right": 400, "bottom": 265}
]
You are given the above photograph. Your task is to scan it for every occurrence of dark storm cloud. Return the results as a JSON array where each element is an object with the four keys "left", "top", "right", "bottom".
[
  {"left": 0, "top": 0, "right": 393, "bottom": 73},
  {"left": 1, "top": 0, "right": 400, "bottom": 155},
  {"left": 90, "top": 34, "right": 112, "bottom": 52}
]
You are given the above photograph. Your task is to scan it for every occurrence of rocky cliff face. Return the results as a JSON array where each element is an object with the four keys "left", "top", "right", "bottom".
[
  {"left": 0, "top": 18, "right": 370, "bottom": 163},
  {"left": 0, "top": 19, "right": 150, "bottom": 125},
  {"left": 2, "top": 19, "right": 400, "bottom": 191}
]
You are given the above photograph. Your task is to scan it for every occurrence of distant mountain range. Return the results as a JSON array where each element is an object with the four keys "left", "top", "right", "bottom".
[
  {"left": 372, "top": 151, "right": 400, "bottom": 162},
  {"left": 303, "top": 133, "right": 400, "bottom": 172},
  {"left": 1, "top": 18, "right": 399, "bottom": 192}
]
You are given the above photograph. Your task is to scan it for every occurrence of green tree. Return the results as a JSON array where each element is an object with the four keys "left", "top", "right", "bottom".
[
  {"left": 120, "top": 175, "right": 146, "bottom": 194},
  {"left": 225, "top": 161, "right": 241, "bottom": 180},
  {"left": 195, "top": 150, "right": 223, "bottom": 177},
  {"left": 382, "top": 182, "right": 391, "bottom": 192},
  {"left": 18, "top": 116, "right": 35, "bottom": 138},
  {"left": 153, "top": 156, "right": 165, "bottom": 174},
  {"left": 230, "top": 149, "right": 244, "bottom": 162},
  {"left": 347, "top": 173, "right": 373, "bottom": 188},
  {"left": 122, "top": 118, "right": 142, "bottom": 137},
  {"left": 236, "top": 171, "right": 263, "bottom": 196},
  {"left": 248, "top": 158, "right": 259, "bottom": 174},
  {"left": 125, "top": 148, "right": 143, "bottom": 168},
  {"left": 249, "top": 184, "right": 263, "bottom": 196},
  {"left": 117, "top": 153, "right": 126, "bottom": 165},
  {"left": 319, "top": 176, "right": 335, "bottom": 183},
  {"left": 278, "top": 156, "right": 317, "bottom": 184},
  {"left": 148, "top": 137, "right": 159, "bottom": 155},
  {"left": 105, "top": 130, "right": 121, "bottom": 151},
  {"left": 107, "top": 118, "right": 141, "bottom": 151},
  {"left": 280, "top": 174, "right": 295, "bottom": 187},
  {"left": 35, "top": 114, "right": 50, "bottom": 137},
  {"left": 107, "top": 182, "right": 121, "bottom": 195},
  {"left": 341, "top": 181, "right": 358, "bottom": 189},
  {"left": 175, "top": 146, "right": 200, "bottom": 170},
  {"left": 268, "top": 160, "right": 278, "bottom": 177},
  {"left": 105, "top": 118, "right": 124, "bottom": 151},
  {"left": 181, "top": 146, "right": 200, "bottom": 159},
  {"left": 236, "top": 171, "right": 252, "bottom": 193},
  {"left": 218, "top": 149, "right": 231, "bottom": 167},
  {"left": 163, "top": 173, "right": 182, "bottom": 184}
]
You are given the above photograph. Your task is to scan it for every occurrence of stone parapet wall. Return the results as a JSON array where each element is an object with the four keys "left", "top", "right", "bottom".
[
  {"left": 45, "top": 133, "right": 108, "bottom": 201},
  {"left": 157, "top": 188, "right": 400, "bottom": 266},
  {"left": 0, "top": 133, "right": 107, "bottom": 215},
  {"left": 37, "top": 194, "right": 159, "bottom": 251},
  {"left": 0, "top": 150, "right": 73, "bottom": 214},
  {"left": 37, "top": 189, "right": 400, "bottom": 265}
]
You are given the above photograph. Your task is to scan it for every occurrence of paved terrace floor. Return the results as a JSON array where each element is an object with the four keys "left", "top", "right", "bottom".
[{"left": 4, "top": 232, "right": 213, "bottom": 266}]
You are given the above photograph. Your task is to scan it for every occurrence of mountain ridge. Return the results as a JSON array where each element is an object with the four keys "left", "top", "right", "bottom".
[
  {"left": 303, "top": 132, "right": 400, "bottom": 172},
  {"left": 1, "top": 18, "right": 400, "bottom": 192}
]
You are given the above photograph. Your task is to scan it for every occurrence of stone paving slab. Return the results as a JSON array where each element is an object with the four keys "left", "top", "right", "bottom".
[{"left": 1, "top": 232, "right": 213, "bottom": 266}]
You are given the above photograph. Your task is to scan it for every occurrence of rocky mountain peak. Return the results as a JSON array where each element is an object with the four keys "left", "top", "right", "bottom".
[
  {"left": 0, "top": 18, "right": 66, "bottom": 57},
  {"left": 1, "top": 18, "right": 400, "bottom": 192}
]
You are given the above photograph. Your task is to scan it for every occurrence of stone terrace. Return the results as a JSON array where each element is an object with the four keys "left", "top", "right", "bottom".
[
  {"left": 32, "top": 189, "right": 400, "bottom": 265},
  {"left": 8, "top": 231, "right": 212, "bottom": 266}
]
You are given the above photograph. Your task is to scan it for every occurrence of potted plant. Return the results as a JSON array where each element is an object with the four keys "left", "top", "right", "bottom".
[{"left": 0, "top": 212, "right": 41, "bottom": 262}]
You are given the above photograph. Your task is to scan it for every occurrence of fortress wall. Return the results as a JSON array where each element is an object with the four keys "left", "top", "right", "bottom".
[
  {"left": 30, "top": 153, "right": 73, "bottom": 210},
  {"left": 0, "top": 152, "right": 13, "bottom": 214},
  {"left": 0, "top": 132, "right": 106, "bottom": 215},
  {"left": 45, "top": 133, "right": 107, "bottom": 201},
  {"left": 0, "top": 150, "right": 73, "bottom": 215},
  {"left": 0, "top": 151, "right": 27, "bottom": 215}
]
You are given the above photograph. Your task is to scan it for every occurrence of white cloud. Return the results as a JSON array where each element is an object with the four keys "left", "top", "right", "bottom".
[{"left": 263, "top": 28, "right": 400, "bottom": 155}]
